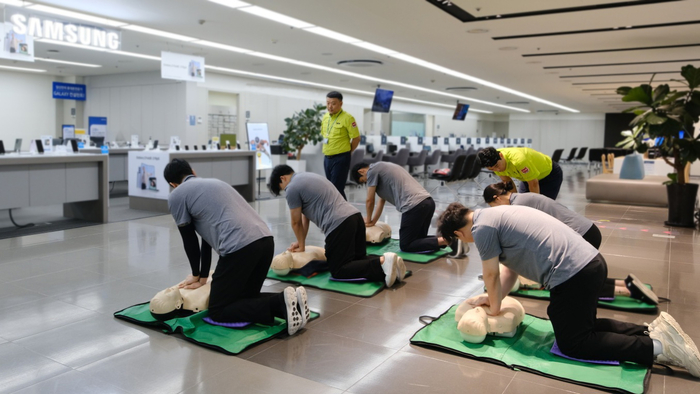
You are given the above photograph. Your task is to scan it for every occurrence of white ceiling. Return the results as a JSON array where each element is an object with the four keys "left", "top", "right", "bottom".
[{"left": 2, "top": 0, "right": 699, "bottom": 114}]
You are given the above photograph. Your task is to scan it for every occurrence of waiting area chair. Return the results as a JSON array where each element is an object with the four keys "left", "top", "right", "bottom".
[
  {"left": 347, "top": 148, "right": 366, "bottom": 185},
  {"left": 363, "top": 150, "right": 384, "bottom": 164},
  {"left": 551, "top": 149, "right": 564, "bottom": 163},
  {"left": 422, "top": 149, "right": 443, "bottom": 178},
  {"left": 382, "top": 148, "right": 410, "bottom": 168},
  {"left": 407, "top": 150, "right": 427, "bottom": 176},
  {"left": 429, "top": 154, "right": 467, "bottom": 202},
  {"left": 561, "top": 147, "right": 578, "bottom": 164}
]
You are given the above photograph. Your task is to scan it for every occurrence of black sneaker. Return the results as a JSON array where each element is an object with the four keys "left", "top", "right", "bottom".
[{"left": 625, "top": 274, "right": 659, "bottom": 305}]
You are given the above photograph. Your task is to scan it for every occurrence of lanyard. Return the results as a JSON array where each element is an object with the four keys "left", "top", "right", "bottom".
[
  {"left": 182, "top": 175, "right": 196, "bottom": 183},
  {"left": 325, "top": 110, "right": 343, "bottom": 137}
]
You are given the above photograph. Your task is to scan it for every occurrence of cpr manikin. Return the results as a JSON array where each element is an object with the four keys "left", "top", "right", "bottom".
[
  {"left": 455, "top": 294, "right": 525, "bottom": 344},
  {"left": 271, "top": 246, "right": 326, "bottom": 276},
  {"left": 366, "top": 221, "right": 391, "bottom": 244},
  {"left": 150, "top": 274, "right": 213, "bottom": 320}
]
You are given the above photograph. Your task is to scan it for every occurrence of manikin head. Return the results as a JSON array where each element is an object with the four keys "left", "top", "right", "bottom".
[
  {"left": 326, "top": 91, "right": 343, "bottom": 115},
  {"left": 478, "top": 147, "right": 506, "bottom": 172},
  {"left": 269, "top": 164, "right": 295, "bottom": 196},
  {"left": 437, "top": 202, "right": 474, "bottom": 244},
  {"left": 351, "top": 162, "right": 370, "bottom": 184},
  {"left": 483, "top": 182, "right": 515, "bottom": 207}
]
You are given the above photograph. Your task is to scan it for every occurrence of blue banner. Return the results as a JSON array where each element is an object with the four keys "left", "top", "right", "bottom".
[{"left": 53, "top": 82, "right": 86, "bottom": 101}]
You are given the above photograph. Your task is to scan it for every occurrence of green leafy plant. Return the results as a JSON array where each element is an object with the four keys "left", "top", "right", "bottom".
[
  {"left": 282, "top": 103, "right": 326, "bottom": 160},
  {"left": 616, "top": 65, "right": 700, "bottom": 185}
]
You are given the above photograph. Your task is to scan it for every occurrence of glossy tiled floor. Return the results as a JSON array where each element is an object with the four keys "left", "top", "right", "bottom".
[{"left": 1, "top": 166, "right": 699, "bottom": 393}]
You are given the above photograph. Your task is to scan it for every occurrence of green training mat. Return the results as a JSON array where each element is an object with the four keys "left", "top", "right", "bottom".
[
  {"left": 410, "top": 305, "right": 649, "bottom": 394},
  {"left": 366, "top": 239, "right": 452, "bottom": 263},
  {"left": 267, "top": 269, "right": 412, "bottom": 297},
  {"left": 114, "top": 302, "right": 319, "bottom": 355},
  {"left": 510, "top": 284, "right": 658, "bottom": 314}
]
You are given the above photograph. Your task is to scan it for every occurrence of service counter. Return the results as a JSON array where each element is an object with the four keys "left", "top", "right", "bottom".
[
  {"left": 0, "top": 153, "right": 109, "bottom": 222},
  {"left": 127, "top": 150, "right": 255, "bottom": 213}
]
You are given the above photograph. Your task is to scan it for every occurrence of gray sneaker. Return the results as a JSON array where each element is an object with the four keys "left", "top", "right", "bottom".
[
  {"left": 382, "top": 253, "right": 397, "bottom": 287},
  {"left": 649, "top": 312, "right": 700, "bottom": 378}
]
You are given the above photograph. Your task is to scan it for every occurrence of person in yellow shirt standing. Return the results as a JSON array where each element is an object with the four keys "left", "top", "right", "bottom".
[
  {"left": 478, "top": 146, "right": 563, "bottom": 200},
  {"left": 322, "top": 91, "right": 360, "bottom": 200}
]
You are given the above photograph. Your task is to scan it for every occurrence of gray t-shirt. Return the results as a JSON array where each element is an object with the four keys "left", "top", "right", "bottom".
[
  {"left": 510, "top": 193, "right": 593, "bottom": 236},
  {"left": 168, "top": 177, "right": 272, "bottom": 256},
  {"left": 472, "top": 205, "right": 598, "bottom": 289},
  {"left": 285, "top": 172, "right": 359, "bottom": 236},
  {"left": 366, "top": 162, "right": 431, "bottom": 213}
]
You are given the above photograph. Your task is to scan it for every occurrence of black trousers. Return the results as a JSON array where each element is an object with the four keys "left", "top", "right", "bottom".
[
  {"left": 208, "top": 236, "right": 284, "bottom": 326},
  {"left": 518, "top": 161, "right": 563, "bottom": 200},
  {"left": 399, "top": 197, "right": 440, "bottom": 253},
  {"left": 324, "top": 213, "right": 385, "bottom": 281},
  {"left": 548, "top": 254, "right": 654, "bottom": 366},
  {"left": 324, "top": 151, "right": 351, "bottom": 200},
  {"left": 582, "top": 223, "right": 602, "bottom": 249}
]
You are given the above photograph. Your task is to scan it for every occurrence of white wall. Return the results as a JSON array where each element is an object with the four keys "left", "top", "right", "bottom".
[
  {"left": 83, "top": 71, "right": 188, "bottom": 145},
  {"left": 0, "top": 70, "right": 59, "bottom": 150},
  {"left": 508, "top": 113, "right": 605, "bottom": 158}
]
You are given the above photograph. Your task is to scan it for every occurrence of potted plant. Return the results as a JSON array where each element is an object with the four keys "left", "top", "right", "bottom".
[
  {"left": 616, "top": 64, "right": 700, "bottom": 227},
  {"left": 282, "top": 103, "right": 326, "bottom": 172}
]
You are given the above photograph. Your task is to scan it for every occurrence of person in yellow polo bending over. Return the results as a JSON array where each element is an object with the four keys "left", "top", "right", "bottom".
[
  {"left": 478, "top": 146, "right": 563, "bottom": 200},
  {"left": 322, "top": 91, "right": 361, "bottom": 200}
]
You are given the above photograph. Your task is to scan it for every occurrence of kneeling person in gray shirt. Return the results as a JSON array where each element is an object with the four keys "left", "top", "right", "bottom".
[
  {"left": 269, "top": 165, "right": 405, "bottom": 287},
  {"left": 164, "top": 159, "right": 308, "bottom": 335},
  {"left": 436, "top": 203, "right": 700, "bottom": 376},
  {"left": 352, "top": 162, "right": 453, "bottom": 254}
]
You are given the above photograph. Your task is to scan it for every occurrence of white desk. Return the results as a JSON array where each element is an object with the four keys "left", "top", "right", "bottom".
[
  {"left": 128, "top": 150, "right": 256, "bottom": 213},
  {"left": 0, "top": 153, "right": 109, "bottom": 222}
]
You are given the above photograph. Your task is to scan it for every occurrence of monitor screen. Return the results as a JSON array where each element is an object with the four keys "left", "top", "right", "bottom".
[
  {"left": 371, "top": 88, "right": 394, "bottom": 113},
  {"left": 422, "top": 145, "right": 431, "bottom": 152},
  {"left": 452, "top": 103, "right": 470, "bottom": 121}
]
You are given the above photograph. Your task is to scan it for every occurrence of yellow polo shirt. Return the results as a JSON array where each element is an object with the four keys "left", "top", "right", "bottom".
[
  {"left": 322, "top": 110, "right": 360, "bottom": 156},
  {"left": 495, "top": 147, "right": 552, "bottom": 182}
]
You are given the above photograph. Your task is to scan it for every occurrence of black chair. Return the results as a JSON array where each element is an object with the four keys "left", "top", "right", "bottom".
[
  {"left": 562, "top": 147, "right": 578, "bottom": 163},
  {"left": 422, "top": 149, "right": 442, "bottom": 178},
  {"left": 429, "top": 154, "right": 467, "bottom": 201},
  {"left": 363, "top": 150, "right": 384, "bottom": 164},
  {"left": 551, "top": 149, "right": 564, "bottom": 163},
  {"left": 440, "top": 148, "right": 465, "bottom": 167},
  {"left": 347, "top": 148, "right": 366, "bottom": 185},
  {"left": 382, "top": 148, "right": 410, "bottom": 167},
  {"left": 407, "top": 150, "right": 427, "bottom": 176},
  {"left": 572, "top": 147, "right": 588, "bottom": 165}
]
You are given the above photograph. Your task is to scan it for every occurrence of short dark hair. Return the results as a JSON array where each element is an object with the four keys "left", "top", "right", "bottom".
[
  {"left": 268, "top": 164, "right": 295, "bottom": 196},
  {"left": 163, "top": 158, "right": 194, "bottom": 184},
  {"left": 351, "top": 162, "right": 370, "bottom": 184},
  {"left": 478, "top": 147, "right": 500, "bottom": 168},
  {"left": 326, "top": 91, "right": 343, "bottom": 101},
  {"left": 437, "top": 202, "right": 471, "bottom": 244},
  {"left": 483, "top": 182, "right": 514, "bottom": 203}
]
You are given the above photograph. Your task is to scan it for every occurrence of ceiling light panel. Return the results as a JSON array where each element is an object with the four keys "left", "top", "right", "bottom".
[
  {"left": 351, "top": 42, "right": 398, "bottom": 55},
  {"left": 207, "top": 0, "right": 250, "bottom": 9},
  {"left": 195, "top": 40, "right": 253, "bottom": 54},
  {"left": 25, "top": 4, "right": 127, "bottom": 27},
  {"left": 0, "top": 0, "right": 31, "bottom": 6},
  {"left": 122, "top": 25, "right": 198, "bottom": 42},
  {"left": 303, "top": 27, "right": 361, "bottom": 43},
  {"left": 238, "top": 6, "right": 313, "bottom": 29},
  {"left": 35, "top": 57, "right": 101, "bottom": 67},
  {"left": 0, "top": 65, "right": 46, "bottom": 72}
]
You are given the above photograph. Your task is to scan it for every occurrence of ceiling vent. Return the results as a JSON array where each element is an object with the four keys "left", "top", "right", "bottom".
[
  {"left": 337, "top": 60, "right": 383, "bottom": 68},
  {"left": 445, "top": 86, "right": 478, "bottom": 91},
  {"left": 506, "top": 101, "right": 530, "bottom": 105},
  {"left": 537, "top": 110, "right": 559, "bottom": 113}
]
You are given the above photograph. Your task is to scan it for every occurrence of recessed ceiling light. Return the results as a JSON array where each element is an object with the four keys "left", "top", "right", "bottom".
[
  {"left": 0, "top": 65, "right": 46, "bottom": 73},
  {"left": 337, "top": 59, "right": 383, "bottom": 67},
  {"left": 467, "top": 28, "right": 489, "bottom": 34},
  {"left": 498, "top": 46, "right": 518, "bottom": 51}
]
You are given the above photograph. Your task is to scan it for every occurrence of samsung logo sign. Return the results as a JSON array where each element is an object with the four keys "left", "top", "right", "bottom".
[{"left": 10, "top": 14, "right": 121, "bottom": 50}]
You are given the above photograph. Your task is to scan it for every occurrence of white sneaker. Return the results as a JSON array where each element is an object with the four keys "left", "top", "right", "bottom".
[
  {"left": 296, "top": 286, "right": 310, "bottom": 329},
  {"left": 382, "top": 252, "right": 397, "bottom": 287},
  {"left": 649, "top": 312, "right": 700, "bottom": 378},
  {"left": 283, "top": 287, "right": 303, "bottom": 335},
  {"left": 394, "top": 255, "right": 406, "bottom": 283}
]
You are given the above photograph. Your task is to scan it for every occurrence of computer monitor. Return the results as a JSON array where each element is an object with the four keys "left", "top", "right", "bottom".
[
  {"left": 387, "top": 144, "right": 397, "bottom": 154},
  {"left": 422, "top": 145, "right": 431, "bottom": 152},
  {"left": 371, "top": 88, "right": 394, "bottom": 113},
  {"left": 14, "top": 138, "right": 22, "bottom": 153},
  {"left": 452, "top": 103, "right": 470, "bottom": 121},
  {"left": 366, "top": 143, "right": 375, "bottom": 154},
  {"left": 90, "top": 136, "right": 104, "bottom": 147}
]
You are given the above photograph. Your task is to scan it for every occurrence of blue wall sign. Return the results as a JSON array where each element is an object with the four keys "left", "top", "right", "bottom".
[{"left": 53, "top": 82, "right": 86, "bottom": 101}]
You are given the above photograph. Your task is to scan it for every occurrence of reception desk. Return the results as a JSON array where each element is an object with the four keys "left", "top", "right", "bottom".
[
  {"left": 81, "top": 147, "right": 150, "bottom": 182},
  {"left": 128, "top": 150, "right": 255, "bottom": 213},
  {"left": 0, "top": 153, "right": 109, "bottom": 223}
]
